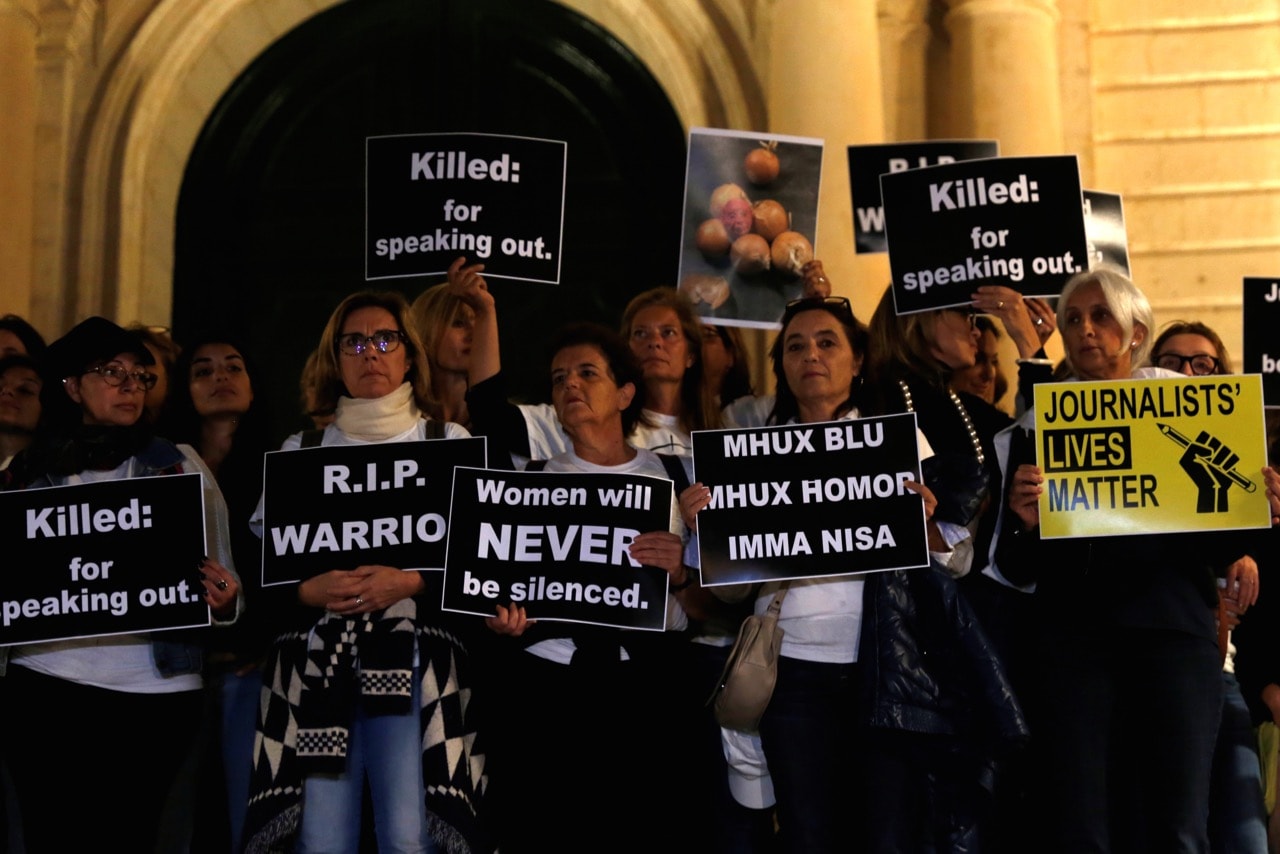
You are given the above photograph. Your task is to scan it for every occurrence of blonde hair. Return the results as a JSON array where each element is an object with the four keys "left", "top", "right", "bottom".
[
  {"left": 311, "top": 291, "right": 438, "bottom": 416},
  {"left": 410, "top": 282, "right": 471, "bottom": 375}
]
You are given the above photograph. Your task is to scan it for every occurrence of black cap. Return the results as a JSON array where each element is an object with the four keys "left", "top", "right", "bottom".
[{"left": 43, "top": 316, "right": 155, "bottom": 381}]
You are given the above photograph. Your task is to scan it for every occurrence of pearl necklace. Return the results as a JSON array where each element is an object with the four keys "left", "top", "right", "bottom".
[{"left": 897, "top": 380, "right": 984, "bottom": 465}]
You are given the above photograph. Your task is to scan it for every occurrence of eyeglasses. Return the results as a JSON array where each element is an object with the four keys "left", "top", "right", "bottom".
[
  {"left": 1155, "top": 353, "right": 1221, "bottom": 376},
  {"left": 337, "top": 330, "right": 405, "bottom": 356},
  {"left": 782, "top": 296, "right": 854, "bottom": 325},
  {"left": 84, "top": 365, "right": 158, "bottom": 390}
]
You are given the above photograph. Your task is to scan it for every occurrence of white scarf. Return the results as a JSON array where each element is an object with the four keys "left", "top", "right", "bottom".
[{"left": 333, "top": 383, "right": 420, "bottom": 442}]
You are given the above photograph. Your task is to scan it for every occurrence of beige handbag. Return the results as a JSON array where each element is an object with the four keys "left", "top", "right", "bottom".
[{"left": 709, "top": 583, "right": 790, "bottom": 733}]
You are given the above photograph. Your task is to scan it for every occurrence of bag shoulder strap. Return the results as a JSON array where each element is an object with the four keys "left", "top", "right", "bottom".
[
  {"left": 299, "top": 429, "right": 325, "bottom": 448},
  {"left": 655, "top": 452, "right": 690, "bottom": 495},
  {"left": 764, "top": 580, "right": 791, "bottom": 616},
  {"left": 425, "top": 419, "right": 446, "bottom": 440},
  {"left": 526, "top": 459, "right": 548, "bottom": 471}
]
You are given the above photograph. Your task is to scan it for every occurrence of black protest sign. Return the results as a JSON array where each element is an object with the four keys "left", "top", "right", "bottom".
[
  {"left": 692, "top": 415, "right": 929, "bottom": 586},
  {"left": 0, "top": 473, "right": 208, "bottom": 646},
  {"left": 881, "top": 155, "right": 1088, "bottom": 314},
  {"left": 1243, "top": 277, "right": 1280, "bottom": 407},
  {"left": 442, "top": 468, "right": 674, "bottom": 631},
  {"left": 366, "top": 132, "right": 567, "bottom": 284},
  {"left": 1083, "top": 190, "right": 1129, "bottom": 276},
  {"left": 847, "top": 140, "right": 999, "bottom": 254},
  {"left": 260, "top": 437, "right": 488, "bottom": 586}
]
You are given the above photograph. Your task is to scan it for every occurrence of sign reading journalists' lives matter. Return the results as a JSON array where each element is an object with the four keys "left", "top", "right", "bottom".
[
  {"left": 260, "top": 438, "right": 488, "bottom": 587},
  {"left": 692, "top": 414, "right": 930, "bottom": 586},
  {"left": 366, "top": 132, "right": 567, "bottom": 284},
  {"left": 881, "top": 155, "right": 1088, "bottom": 314},
  {"left": 1033, "top": 376, "right": 1271, "bottom": 539},
  {"left": 0, "top": 473, "right": 209, "bottom": 646},
  {"left": 443, "top": 468, "right": 675, "bottom": 631}
]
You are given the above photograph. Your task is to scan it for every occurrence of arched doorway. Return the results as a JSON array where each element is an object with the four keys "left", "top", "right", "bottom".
[{"left": 175, "top": 0, "right": 686, "bottom": 438}]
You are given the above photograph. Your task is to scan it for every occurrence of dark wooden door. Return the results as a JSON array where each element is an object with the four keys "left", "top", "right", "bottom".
[{"left": 175, "top": 0, "right": 686, "bottom": 439}]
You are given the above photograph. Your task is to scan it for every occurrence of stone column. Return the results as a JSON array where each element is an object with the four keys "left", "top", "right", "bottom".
[
  {"left": 878, "top": 0, "right": 932, "bottom": 142},
  {"left": 0, "top": 0, "right": 38, "bottom": 317},
  {"left": 944, "top": 0, "right": 1064, "bottom": 155},
  {"left": 765, "top": 0, "right": 889, "bottom": 331}
]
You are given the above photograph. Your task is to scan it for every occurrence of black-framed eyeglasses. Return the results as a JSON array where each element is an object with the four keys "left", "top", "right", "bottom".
[
  {"left": 1155, "top": 353, "right": 1221, "bottom": 376},
  {"left": 83, "top": 365, "right": 158, "bottom": 390},
  {"left": 782, "top": 296, "right": 854, "bottom": 325},
  {"left": 337, "top": 330, "right": 405, "bottom": 356}
]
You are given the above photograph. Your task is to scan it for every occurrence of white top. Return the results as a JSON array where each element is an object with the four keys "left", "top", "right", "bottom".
[
  {"left": 12, "top": 444, "right": 237, "bottom": 694},
  {"left": 523, "top": 447, "right": 692, "bottom": 664},
  {"left": 522, "top": 404, "right": 692, "bottom": 460}
]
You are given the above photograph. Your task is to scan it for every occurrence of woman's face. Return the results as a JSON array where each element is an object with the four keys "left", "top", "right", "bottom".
[
  {"left": 189, "top": 342, "right": 253, "bottom": 419},
  {"left": 781, "top": 308, "right": 862, "bottom": 420},
  {"left": 928, "top": 310, "right": 980, "bottom": 371},
  {"left": 700, "top": 326, "right": 733, "bottom": 394},
  {"left": 550, "top": 343, "right": 634, "bottom": 436},
  {"left": 950, "top": 328, "right": 1000, "bottom": 404},
  {"left": 1062, "top": 281, "right": 1139, "bottom": 381},
  {"left": 0, "top": 365, "right": 41, "bottom": 432},
  {"left": 142, "top": 341, "right": 170, "bottom": 422},
  {"left": 1153, "top": 333, "right": 1222, "bottom": 376},
  {"left": 65, "top": 352, "right": 149, "bottom": 427},
  {"left": 435, "top": 304, "right": 475, "bottom": 374},
  {"left": 629, "top": 305, "right": 694, "bottom": 386},
  {"left": 0, "top": 330, "right": 26, "bottom": 358},
  {"left": 338, "top": 306, "right": 410, "bottom": 400}
]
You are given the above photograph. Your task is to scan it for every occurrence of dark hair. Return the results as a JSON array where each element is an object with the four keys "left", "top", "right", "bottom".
[
  {"left": 707, "top": 324, "right": 754, "bottom": 406},
  {"left": 547, "top": 322, "right": 646, "bottom": 437},
  {"left": 0, "top": 314, "right": 48, "bottom": 360},
  {"left": 866, "top": 285, "right": 960, "bottom": 390},
  {"left": 767, "top": 298, "right": 869, "bottom": 425},
  {"left": 312, "top": 291, "right": 436, "bottom": 416},
  {"left": 160, "top": 334, "right": 271, "bottom": 476},
  {"left": 1149, "top": 320, "right": 1232, "bottom": 374},
  {"left": 619, "top": 287, "right": 722, "bottom": 432}
]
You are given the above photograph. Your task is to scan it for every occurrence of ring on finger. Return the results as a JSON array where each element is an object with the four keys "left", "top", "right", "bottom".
[
  {"left": 215, "top": 578, "right": 229, "bottom": 591},
  {"left": 1035, "top": 317, "right": 1044, "bottom": 326},
  {"left": 998, "top": 300, "right": 1005, "bottom": 309},
  {"left": 356, "top": 596, "right": 364, "bottom": 607}
]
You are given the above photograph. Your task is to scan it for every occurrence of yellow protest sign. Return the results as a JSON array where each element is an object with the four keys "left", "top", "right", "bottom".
[{"left": 1033, "top": 375, "right": 1270, "bottom": 538}]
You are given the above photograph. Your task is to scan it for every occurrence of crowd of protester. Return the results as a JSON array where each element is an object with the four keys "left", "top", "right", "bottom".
[{"left": 3, "top": 256, "right": 1280, "bottom": 854}]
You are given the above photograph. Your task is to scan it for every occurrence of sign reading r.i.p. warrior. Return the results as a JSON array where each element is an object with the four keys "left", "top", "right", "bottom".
[
  {"left": 442, "top": 468, "right": 675, "bottom": 631},
  {"left": 260, "top": 437, "right": 488, "bottom": 586},
  {"left": 1034, "top": 375, "right": 1271, "bottom": 539},
  {"left": 847, "top": 140, "right": 999, "bottom": 254},
  {"left": 366, "top": 132, "right": 567, "bottom": 284},
  {"left": 692, "top": 414, "right": 929, "bottom": 586},
  {"left": 0, "top": 473, "right": 209, "bottom": 646},
  {"left": 881, "top": 154, "right": 1088, "bottom": 314},
  {"left": 1242, "top": 277, "right": 1280, "bottom": 408}
]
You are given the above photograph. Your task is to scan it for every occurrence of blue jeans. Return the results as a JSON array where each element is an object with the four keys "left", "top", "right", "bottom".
[
  {"left": 296, "top": 661, "right": 436, "bottom": 854},
  {"left": 1210, "top": 672, "right": 1268, "bottom": 854},
  {"left": 758, "top": 656, "right": 861, "bottom": 854},
  {"left": 217, "top": 666, "right": 263, "bottom": 852}
]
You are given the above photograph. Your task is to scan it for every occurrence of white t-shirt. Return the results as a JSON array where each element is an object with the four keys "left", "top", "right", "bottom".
[
  {"left": 522, "top": 405, "right": 692, "bottom": 460},
  {"left": 523, "top": 447, "right": 692, "bottom": 664}
]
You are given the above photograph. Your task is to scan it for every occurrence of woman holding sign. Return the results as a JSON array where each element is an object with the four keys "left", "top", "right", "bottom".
[
  {"left": 483, "top": 322, "right": 703, "bottom": 854},
  {"left": 1, "top": 316, "right": 241, "bottom": 853},
  {"left": 244, "top": 293, "right": 487, "bottom": 854},
  {"left": 996, "top": 268, "right": 1240, "bottom": 853}
]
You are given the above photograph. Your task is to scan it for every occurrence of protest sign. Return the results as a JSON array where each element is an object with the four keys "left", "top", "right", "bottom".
[
  {"left": 0, "top": 473, "right": 209, "bottom": 646},
  {"left": 442, "top": 467, "right": 674, "bottom": 630},
  {"left": 677, "top": 127, "right": 824, "bottom": 329},
  {"left": 1034, "top": 375, "right": 1270, "bottom": 538},
  {"left": 847, "top": 140, "right": 999, "bottom": 254},
  {"left": 881, "top": 155, "right": 1088, "bottom": 314},
  {"left": 260, "top": 437, "right": 488, "bottom": 586},
  {"left": 692, "top": 415, "right": 929, "bottom": 586},
  {"left": 366, "top": 132, "right": 567, "bottom": 284},
  {"left": 1242, "top": 277, "right": 1280, "bottom": 408},
  {"left": 1083, "top": 190, "right": 1129, "bottom": 276}
]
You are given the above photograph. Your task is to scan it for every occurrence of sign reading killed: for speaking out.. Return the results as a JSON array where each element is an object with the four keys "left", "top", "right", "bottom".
[
  {"left": 0, "top": 473, "right": 209, "bottom": 646},
  {"left": 881, "top": 155, "right": 1088, "bottom": 314},
  {"left": 366, "top": 132, "right": 567, "bottom": 284},
  {"left": 1242, "top": 277, "right": 1280, "bottom": 408},
  {"left": 260, "top": 437, "right": 488, "bottom": 586},
  {"left": 1033, "top": 375, "right": 1271, "bottom": 539},
  {"left": 692, "top": 415, "right": 929, "bottom": 586},
  {"left": 442, "top": 467, "right": 675, "bottom": 631},
  {"left": 847, "top": 139, "right": 999, "bottom": 255}
]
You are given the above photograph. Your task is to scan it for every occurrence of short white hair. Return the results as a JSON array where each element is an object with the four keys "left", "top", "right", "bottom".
[{"left": 1057, "top": 266, "right": 1154, "bottom": 372}]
